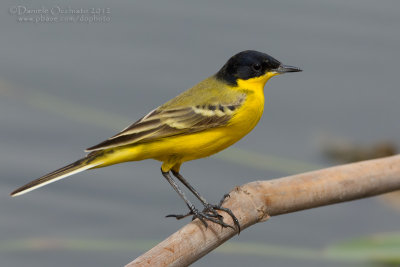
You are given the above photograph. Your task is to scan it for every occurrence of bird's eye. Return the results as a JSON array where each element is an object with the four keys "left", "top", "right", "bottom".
[{"left": 252, "top": 63, "right": 261, "bottom": 71}]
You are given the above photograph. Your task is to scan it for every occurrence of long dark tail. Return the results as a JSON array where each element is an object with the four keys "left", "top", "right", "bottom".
[{"left": 10, "top": 156, "right": 103, "bottom": 197}]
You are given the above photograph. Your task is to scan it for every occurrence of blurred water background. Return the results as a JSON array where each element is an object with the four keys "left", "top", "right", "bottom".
[{"left": 1, "top": 0, "right": 400, "bottom": 266}]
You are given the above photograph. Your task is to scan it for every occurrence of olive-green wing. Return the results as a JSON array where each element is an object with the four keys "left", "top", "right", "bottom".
[{"left": 85, "top": 98, "right": 245, "bottom": 152}]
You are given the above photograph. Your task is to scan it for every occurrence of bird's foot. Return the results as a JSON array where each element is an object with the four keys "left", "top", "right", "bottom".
[
  {"left": 202, "top": 201, "right": 241, "bottom": 233},
  {"left": 167, "top": 207, "right": 234, "bottom": 230},
  {"left": 167, "top": 199, "right": 240, "bottom": 233}
]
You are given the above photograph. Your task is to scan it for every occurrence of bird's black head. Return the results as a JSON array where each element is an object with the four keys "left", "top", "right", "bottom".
[{"left": 215, "top": 50, "right": 301, "bottom": 86}]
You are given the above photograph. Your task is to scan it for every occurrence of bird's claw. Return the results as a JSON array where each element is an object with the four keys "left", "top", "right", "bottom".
[
  {"left": 166, "top": 213, "right": 192, "bottom": 220},
  {"left": 203, "top": 202, "right": 241, "bottom": 233},
  {"left": 166, "top": 200, "right": 240, "bottom": 233}
]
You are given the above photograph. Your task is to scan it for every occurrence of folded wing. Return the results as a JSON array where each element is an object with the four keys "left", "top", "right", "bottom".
[{"left": 85, "top": 99, "right": 245, "bottom": 152}]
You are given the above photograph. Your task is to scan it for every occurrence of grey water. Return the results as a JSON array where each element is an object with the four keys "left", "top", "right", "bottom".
[{"left": 1, "top": 0, "right": 400, "bottom": 266}]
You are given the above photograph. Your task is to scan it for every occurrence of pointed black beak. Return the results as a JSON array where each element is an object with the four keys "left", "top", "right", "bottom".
[{"left": 274, "top": 64, "right": 302, "bottom": 74}]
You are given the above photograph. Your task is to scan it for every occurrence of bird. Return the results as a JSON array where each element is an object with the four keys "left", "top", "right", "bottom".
[{"left": 11, "top": 50, "right": 301, "bottom": 231}]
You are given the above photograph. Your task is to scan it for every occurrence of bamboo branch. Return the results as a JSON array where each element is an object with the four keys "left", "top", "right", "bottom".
[{"left": 126, "top": 155, "right": 400, "bottom": 267}]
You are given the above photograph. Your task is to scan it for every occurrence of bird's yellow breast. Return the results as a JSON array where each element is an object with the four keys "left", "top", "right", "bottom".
[
  {"left": 228, "top": 76, "right": 267, "bottom": 132},
  {"left": 142, "top": 76, "right": 268, "bottom": 163}
]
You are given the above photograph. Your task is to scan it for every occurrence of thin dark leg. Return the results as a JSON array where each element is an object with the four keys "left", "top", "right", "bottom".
[
  {"left": 171, "top": 170, "right": 223, "bottom": 220},
  {"left": 171, "top": 170, "right": 240, "bottom": 233},
  {"left": 171, "top": 170, "right": 210, "bottom": 205},
  {"left": 161, "top": 169, "right": 233, "bottom": 229}
]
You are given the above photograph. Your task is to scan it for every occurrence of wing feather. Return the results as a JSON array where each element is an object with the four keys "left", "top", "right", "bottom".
[{"left": 85, "top": 96, "right": 245, "bottom": 152}]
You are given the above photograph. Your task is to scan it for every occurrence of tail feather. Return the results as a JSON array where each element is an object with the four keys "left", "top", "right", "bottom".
[{"left": 10, "top": 157, "right": 102, "bottom": 197}]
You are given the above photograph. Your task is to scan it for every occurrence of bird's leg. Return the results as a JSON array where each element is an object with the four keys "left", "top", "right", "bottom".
[
  {"left": 161, "top": 169, "right": 233, "bottom": 229},
  {"left": 171, "top": 170, "right": 240, "bottom": 232},
  {"left": 171, "top": 170, "right": 221, "bottom": 219}
]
